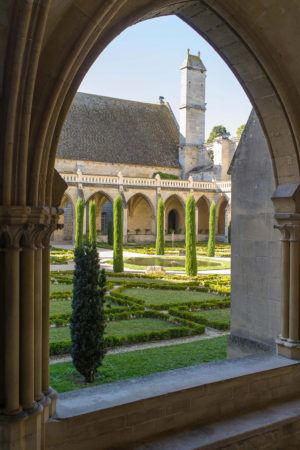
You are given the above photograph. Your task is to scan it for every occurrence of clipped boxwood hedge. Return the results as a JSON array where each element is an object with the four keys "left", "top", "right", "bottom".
[{"left": 169, "top": 307, "right": 230, "bottom": 331}]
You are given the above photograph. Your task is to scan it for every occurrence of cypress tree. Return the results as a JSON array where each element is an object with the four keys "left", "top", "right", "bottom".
[
  {"left": 185, "top": 194, "right": 197, "bottom": 276},
  {"left": 107, "top": 221, "right": 113, "bottom": 245},
  {"left": 75, "top": 197, "right": 85, "bottom": 248},
  {"left": 89, "top": 200, "right": 97, "bottom": 246},
  {"left": 113, "top": 194, "right": 123, "bottom": 272},
  {"left": 156, "top": 198, "right": 165, "bottom": 255},
  {"left": 228, "top": 220, "right": 231, "bottom": 244},
  {"left": 207, "top": 201, "right": 216, "bottom": 257},
  {"left": 71, "top": 245, "right": 106, "bottom": 383}
]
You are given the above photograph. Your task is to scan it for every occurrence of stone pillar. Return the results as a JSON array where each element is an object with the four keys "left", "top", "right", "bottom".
[
  {"left": 152, "top": 214, "right": 156, "bottom": 236},
  {"left": 20, "top": 227, "right": 35, "bottom": 411},
  {"left": 123, "top": 207, "right": 128, "bottom": 244},
  {"left": 0, "top": 207, "right": 62, "bottom": 449},
  {"left": 275, "top": 222, "right": 300, "bottom": 359},
  {"left": 224, "top": 202, "right": 230, "bottom": 243}
]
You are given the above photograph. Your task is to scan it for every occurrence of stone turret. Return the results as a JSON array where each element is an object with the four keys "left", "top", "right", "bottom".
[{"left": 179, "top": 49, "right": 211, "bottom": 178}]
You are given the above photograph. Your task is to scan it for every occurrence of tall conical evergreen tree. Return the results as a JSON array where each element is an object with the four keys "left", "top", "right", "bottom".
[
  {"left": 75, "top": 197, "right": 85, "bottom": 248},
  {"left": 71, "top": 245, "right": 106, "bottom": 383},
  {"left": 113, "top": 194, "right": 123, "bottom": 272},
  {"left": 207, "top": 201, "right": 216, "bottom": 257},
  {"left": 185, "top": 194, "right": 197, "bottom": 276},
  {"left": 156, "top": 198, "right": 165, "bottom": 255},
  {"left": 89, "top": 200, "right": 97, "bottom": 246}
]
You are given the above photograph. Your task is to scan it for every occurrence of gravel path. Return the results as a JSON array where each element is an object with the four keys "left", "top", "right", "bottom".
[{"left": 50, "top": 328, "right": 229, "bottom": 365}]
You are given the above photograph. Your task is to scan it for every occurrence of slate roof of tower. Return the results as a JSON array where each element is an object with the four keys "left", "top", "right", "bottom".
[
  {"left": 181, "top": 50, "right": 206, "bottom": 72},
  {"left": 57, "top": 92, "right": 180, "bottom": 168}
]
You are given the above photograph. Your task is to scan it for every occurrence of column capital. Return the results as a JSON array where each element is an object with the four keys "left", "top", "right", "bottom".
[{"left": 274, "top": 224, "right": 290, "bottom": 241}]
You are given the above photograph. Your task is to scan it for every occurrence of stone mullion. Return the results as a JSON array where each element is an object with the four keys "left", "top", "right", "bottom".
[
  {"left": 20, "top": 235, "right": 36, "bottom": 410},
  {"left": 276, "top": 225, "right": 290, "bottom": 339},
  {"left": 41, "top": 224, "right": 55, "bottom": 396},
  {"left": 0, "top": 233, "right": 4, "bottom": 408},
  {"left": 4, "top": 241, "right": 21, "bottom": 414},
  {"left": 288, "top": 225, "right": 300, "bottom": 341},
  {"left": 34, "top": 228, "right": 44, "bottom": 402}
]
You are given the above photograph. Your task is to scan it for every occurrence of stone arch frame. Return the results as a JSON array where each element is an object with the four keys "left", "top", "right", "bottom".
[
  {"left": 8, "top": 0, "right": 299, "bottom": 212},
  {"left": 2, "top": 2, "right": 300, "bottom": 447},
  {"left": 127, "top": 192, "right": 154, "bottom": 235}
]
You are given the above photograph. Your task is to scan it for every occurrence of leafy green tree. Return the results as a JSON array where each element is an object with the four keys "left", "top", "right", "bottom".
[
  {"left": 89, "top": 200, "right": 97, "bottom": 246},
  {"left": 185, "top": 194, "right": 197, "bottom": 276},
  {"left": 236, "top": 124, "right": 246, "bottom": 139},
  {"left": 71, "top": 244, "right": 106, "bottom": 383},
  {"left": 207, "top": 125, "right": 230, "bottom": 143},
  {"left": 75, "top": 198, "right": 85, "bottom": 248},
  {"left": 113, "top": 194, "right": 124, "bottom": 272},
  {"left": 156, "top": 198, "right": 165, "bottom": 255},
  {"left": 207, "top": 201, "right": 216, "bottom": 257}
]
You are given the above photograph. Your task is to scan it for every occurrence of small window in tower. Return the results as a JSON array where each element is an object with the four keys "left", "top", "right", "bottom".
[{"left": 188, "top": 81, "right": 191, "bottom": 88}]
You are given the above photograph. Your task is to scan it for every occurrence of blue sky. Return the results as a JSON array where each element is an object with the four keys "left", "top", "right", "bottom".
[{"left": 79, "top": 16, "right": 251, "bottom": 139}]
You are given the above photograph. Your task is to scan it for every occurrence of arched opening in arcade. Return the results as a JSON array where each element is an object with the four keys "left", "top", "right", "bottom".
[
  {"left": 86, "top": 191, "right": 113, "bottom": 240},
  {"left": 197, "top": 196, "right": 210, "bottom": 238},
  {"left": 217, "top": 196, "right": 229, "bottom": 235},
  {"left": 53, "top": 194, "right": 75, "bottom": 242},
  {"left": 165, "top": 195, "right": 185, "bottom": 236},
  {"left": 127, "top": 193, "right": 153, "bottom": 238}
]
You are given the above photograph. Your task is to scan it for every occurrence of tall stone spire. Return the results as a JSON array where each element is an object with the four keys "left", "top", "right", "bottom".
[{"left": 179, "top": 49, "right": 209, "bottom": 177}]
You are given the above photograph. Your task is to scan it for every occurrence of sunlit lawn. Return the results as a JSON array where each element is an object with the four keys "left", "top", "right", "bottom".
[
  {"left": 50, "top": 335, "right": 227, "bottom": 393},
  {"left": 122, "top": 288, "right": 223, "bottom": 305},
  {"left": 50, "top": 318, "right": 178, "bottom": 342}
]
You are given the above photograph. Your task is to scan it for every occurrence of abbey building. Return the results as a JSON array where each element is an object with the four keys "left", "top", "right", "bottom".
[{"left": 54, "top": 50, "right": 236, "bottom": 242}]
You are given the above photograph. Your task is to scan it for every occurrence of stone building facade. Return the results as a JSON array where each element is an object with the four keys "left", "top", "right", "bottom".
[{"left": 54, "top": 51, "right": 235, "bottom": 243}]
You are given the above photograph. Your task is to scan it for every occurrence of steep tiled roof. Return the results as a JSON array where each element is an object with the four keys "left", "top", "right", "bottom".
[{"left": 57, "top": 92, "right": 180, "bottom": 168}]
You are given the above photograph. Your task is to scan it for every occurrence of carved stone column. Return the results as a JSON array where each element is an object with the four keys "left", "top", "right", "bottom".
[
  {"left": 0, "top": 206, "right": 62, "bottom": 449},
  {"left": 272, "top": 184, "right": 300, "bottom": 359}
]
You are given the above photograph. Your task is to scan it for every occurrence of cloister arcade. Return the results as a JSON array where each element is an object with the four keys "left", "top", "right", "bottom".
[
  {"left": 1, "top": 1, "right": 300, "bottom": 449},
  {"left": 53, "top": 186, "right": 230, "bottom": 243}
]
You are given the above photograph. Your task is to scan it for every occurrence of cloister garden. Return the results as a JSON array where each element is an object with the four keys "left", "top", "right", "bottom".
[{"left": 49, "top": 195, "right": 231, "bottom": 393}]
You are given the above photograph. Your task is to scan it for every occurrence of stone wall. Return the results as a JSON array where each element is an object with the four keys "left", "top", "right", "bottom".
[{"left": 229, "top": 110, "right": 281, "bottom": 351}]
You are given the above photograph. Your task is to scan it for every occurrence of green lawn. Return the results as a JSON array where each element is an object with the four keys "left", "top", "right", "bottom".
[
  {"left": 194, "top": 308, "right": 231, "bottom": 322},
  {"left": 50, "top": 335, "right": 227, "bottom": 393},
  {"left": 50, "top": 283, "right": 72, "bottom": 294},
  {"left": 122, "top": 288, "right": 223, "bottom": 305},
  {"left": 50, "top": 318, "right": 178, "bottom": 342},
  {"left": 50, "top": 300, "right": 72, "bottom": 315}
]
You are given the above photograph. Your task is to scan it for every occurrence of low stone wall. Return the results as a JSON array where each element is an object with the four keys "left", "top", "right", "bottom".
[{"left": 46, "top": 355, "right": 300, "bottom": 450}]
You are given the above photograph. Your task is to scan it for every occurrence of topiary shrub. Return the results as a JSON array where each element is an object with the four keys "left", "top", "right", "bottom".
[
  {"left": 107, "top": 221, "right": 113, "bottom": 245},
  {"left": 89, "top": 200, "right": 97, "bottom": 246},
  {"left": 71, "top": 245, "right": 106, "bottom": 382},
  {"left": 113, "top": 195, "right": 124, "bottom": 272},
  {"left": 185, "top": 194, "right": 197, "bottom": 276},
  {"left": 156, "top": 198, "right": 165, "bottom": 255},
  {"left": 207, "top": 201, "right": 216, "bottom": 257},
  {"left": 75, "top": 198, "right": 85, "bottom": 248}
]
